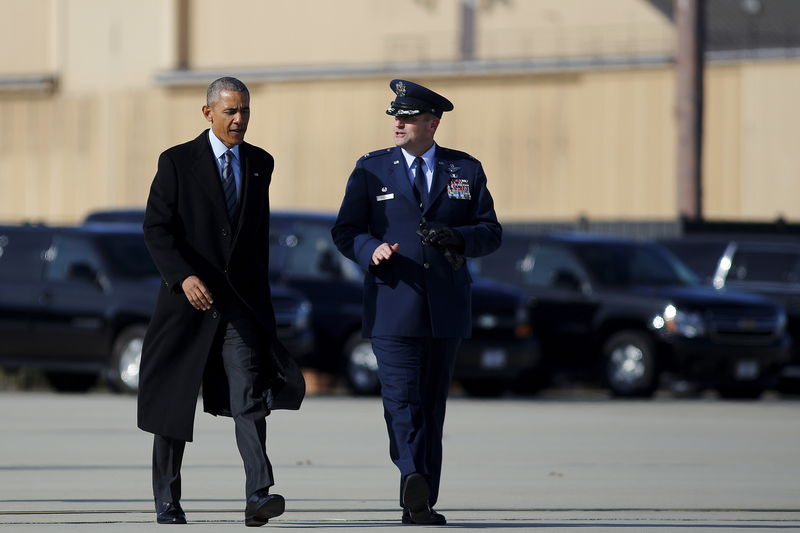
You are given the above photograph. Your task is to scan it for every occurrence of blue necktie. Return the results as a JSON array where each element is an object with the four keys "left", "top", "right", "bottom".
[
  {"left": 413, "top": 157, "right": 428, "bottom": 211},
  {"left": 222, "top": 150, "right": 239, "bottom": 223}
]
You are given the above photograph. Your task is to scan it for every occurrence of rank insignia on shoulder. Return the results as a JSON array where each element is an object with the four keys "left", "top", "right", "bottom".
[{"left": 447, "top": 178, "right": 471, "bottom": 200}]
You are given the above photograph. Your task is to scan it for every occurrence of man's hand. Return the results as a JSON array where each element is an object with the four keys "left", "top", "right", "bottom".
[
  {"left": 372, "top": 242, "right": 400, "bottom": 265},
  {"left": 181, "top": 275, "right": 213, "bottom": 310},
  {"left": 425, "top": 227, "right": 465, "bottom": 252}
]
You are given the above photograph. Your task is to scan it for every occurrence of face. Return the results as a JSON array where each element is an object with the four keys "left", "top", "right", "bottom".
[
  {"left": 202, "top": 90, "right": 250, "bottom": 148},
  {"left": 392, "top": 113, "right": 439, "bottom": 155}
]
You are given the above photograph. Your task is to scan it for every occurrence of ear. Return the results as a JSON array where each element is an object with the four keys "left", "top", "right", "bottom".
[{"left": 202, "top": 105, "right": 213, "bottom": 123}]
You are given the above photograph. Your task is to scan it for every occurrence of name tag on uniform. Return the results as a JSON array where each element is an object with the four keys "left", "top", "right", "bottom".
[{"left": 376, "top": 193, "right": 395, "bottom": 201}]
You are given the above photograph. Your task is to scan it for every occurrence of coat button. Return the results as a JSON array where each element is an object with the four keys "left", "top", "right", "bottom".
[
  {"left": 222, "top": 228, "right": 228, "bottom": 236},
  {"left": 423, "top": 262, "right": 430, "bottom": 269},
  {"left": 211, "top": 311, "right": 219, "bottom": 319}
]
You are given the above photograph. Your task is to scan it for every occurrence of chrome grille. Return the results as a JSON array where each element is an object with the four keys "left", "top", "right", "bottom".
[{"left": 706, "top": 306, "right": 779, "bottom": 344}]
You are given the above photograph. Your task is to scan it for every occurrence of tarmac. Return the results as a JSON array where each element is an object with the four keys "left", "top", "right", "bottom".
[{"left": 1, "top": 390, "right": 799, "bottom": 531}]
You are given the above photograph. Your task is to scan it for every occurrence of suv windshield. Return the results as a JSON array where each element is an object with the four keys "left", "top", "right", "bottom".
[{"left": 575, "top": 242, "right": 698, "bottom": 287}]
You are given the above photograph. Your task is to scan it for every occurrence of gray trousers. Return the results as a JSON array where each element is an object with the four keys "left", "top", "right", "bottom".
[{"left": 152, "top": 316, "right": 273, "bottom": 504}]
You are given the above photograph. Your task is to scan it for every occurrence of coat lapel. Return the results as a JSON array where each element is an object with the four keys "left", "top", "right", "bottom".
[
  {"left": 232, "top": 143, "right": 266, "bottom": 248},
  {"left": 425, "top": 146, "right": 450, "bottom": 215},
  {"left": 190, "top": 131, "right": 230, "bottom": 226}
]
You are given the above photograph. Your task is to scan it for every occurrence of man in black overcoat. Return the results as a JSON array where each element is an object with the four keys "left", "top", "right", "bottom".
[
  {"left": 137, "top": 77, "right": 304, "bottom": 527},
  {"left": 331, "top": 80, "right": 501, "bottom": 525}
]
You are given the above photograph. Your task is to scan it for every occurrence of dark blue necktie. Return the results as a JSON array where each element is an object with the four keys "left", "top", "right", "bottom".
[
  {"left": 413, "top": 157, "right": 428, "bottom": 211},
  {"left": 222, "top": 150, "right": 239, "bottom": 223}
]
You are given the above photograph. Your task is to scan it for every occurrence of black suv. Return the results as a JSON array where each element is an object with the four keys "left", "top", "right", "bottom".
[
  {"left": 660, "top": 237, "right": 800, "bottom": 392},
  {"left": 0, "top": 223, "right": 313, "bottom": 393},
  {"left": 471, "top": 232, "right": 790, "bottom": 398},
  {"left": 268, "top": 211, "right": 540, "bottom": 397},
  {"left": 83, "top": 210, "right": 541, "bottom": 397}
]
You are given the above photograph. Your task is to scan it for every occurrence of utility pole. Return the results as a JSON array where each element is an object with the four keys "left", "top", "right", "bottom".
[
  {"left": 460, "top": 0, "right": 477, "bottom": 61},
  {"left": 675, "top": 0, "right": 705, "bottom": 220}
]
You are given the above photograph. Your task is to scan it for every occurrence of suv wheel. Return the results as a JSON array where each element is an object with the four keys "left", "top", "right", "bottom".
[
  {"left": 107, "top": 324, "right": 146, "bottom": 394},
  {"left": 603, "top": 330, "right": 658, "bottom": 398},
  {"left": 344, "top": 333, "right": 381, "bottom": 396}
]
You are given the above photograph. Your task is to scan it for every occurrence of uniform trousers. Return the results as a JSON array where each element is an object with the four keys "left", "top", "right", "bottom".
[
  {"left": 371, "top": 336, "right": 460, "bottom": 508},
  {"left": 152, "top": 315, "right": 274, "bottom": 504}
]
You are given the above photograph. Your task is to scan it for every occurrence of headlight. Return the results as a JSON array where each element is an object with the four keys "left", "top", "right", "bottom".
[
  {"left": 294, "top": 301, "right": 312, "bottom": 330},
  {"left": 654, "top": 304, "right": 706, "bottom": 338},
  {"left": 776, "top": 309, "right": 787, "bottom": 334}
]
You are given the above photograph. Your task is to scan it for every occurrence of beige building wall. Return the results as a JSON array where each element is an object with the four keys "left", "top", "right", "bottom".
[
  {"left": 0, "top": 0, "right": 54, "bottom": 75},
  {"left": 1, "top": 0, "right": 798, "bottom": 225},
  {"left": 187, "top": 0, "right": 672, "bottom": 69}
]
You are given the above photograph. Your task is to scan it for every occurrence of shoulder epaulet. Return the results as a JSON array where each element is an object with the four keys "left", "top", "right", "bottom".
[{"left": 360, "top": 148, "right": 394, "bottom": 160}]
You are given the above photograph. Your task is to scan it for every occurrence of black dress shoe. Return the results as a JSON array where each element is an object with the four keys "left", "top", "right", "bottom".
[
  {"left": 245, "top": 489, "right": 285, "bottom": 527},
  {"left": 155, "top": 501, "right": 186, "bottom": 524},
  {"left": 401, "top": 473, "right": 445, "bottom": 525},
  {"left": 403, "top": 507, "right": 447, "bottom": 525}
]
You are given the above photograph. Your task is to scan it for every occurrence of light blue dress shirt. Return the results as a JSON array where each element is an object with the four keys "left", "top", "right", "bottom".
[
  {"left": 208, "top": 129, "right": 241, "bottom": 198},
  {"left": 401, "top": 143, "right": 436, "bottom": 192}
]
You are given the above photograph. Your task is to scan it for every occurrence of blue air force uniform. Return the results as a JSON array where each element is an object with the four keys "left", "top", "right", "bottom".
[{"left": 331, "top": 80, "right": 501, "bottom": 520}]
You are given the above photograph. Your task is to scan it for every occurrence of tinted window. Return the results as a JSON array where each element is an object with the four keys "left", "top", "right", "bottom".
[
  {"left": 271, "top": 220, "right": 360, "bottom": 281},
  {"left": 44, "top": 235, "right": 102, "bottom": 282},
  {"left": 576, "top": 243, "right": 695, "bottom": 287},
  {"left": 660, "top": 241, "right": 727, "bottom": 281},
  {"left": 729, "top": 249, "right": 800, "bottom": 284},
  {"left": 528, "top": 244, "right": 584, "bottom": 288},
  {"left": 0, "top": 229, "right": 51, "bottom": 281},
  {"left": 471, "top": 237, "right": 535, "bottom": 286},
  {"left": 95, "top": 234, "right": 158, "bottom": 277}
]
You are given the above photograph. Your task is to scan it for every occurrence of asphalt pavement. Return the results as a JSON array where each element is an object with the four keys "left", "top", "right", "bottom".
[{"left": 1, "top": 391, "right": 799, "bottom": 531}]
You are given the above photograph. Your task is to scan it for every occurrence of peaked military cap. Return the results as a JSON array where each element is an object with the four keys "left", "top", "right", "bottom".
[{"left": 386, "top": 79, "right": 454, "bottom": 118}]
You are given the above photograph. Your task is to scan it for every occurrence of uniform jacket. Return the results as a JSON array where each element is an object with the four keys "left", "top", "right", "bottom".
[
  {"left": 137, "top": 130, "right": 304, "bottom": 442},
  {"left": 331, "top": 145, "right": 502, "bottom": 338}
]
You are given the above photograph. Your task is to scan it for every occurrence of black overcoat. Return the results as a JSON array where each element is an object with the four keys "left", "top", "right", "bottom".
[{"left": 137, "top": 130, "right": 304, "bottom": 442}]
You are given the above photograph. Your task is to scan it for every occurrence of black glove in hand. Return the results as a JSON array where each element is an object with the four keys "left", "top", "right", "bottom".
[{"left": 424, "top": 226, "right": 465, "bottom": 252}]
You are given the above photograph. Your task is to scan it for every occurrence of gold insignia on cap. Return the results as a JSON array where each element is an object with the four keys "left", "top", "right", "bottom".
[{"left": 396, "top": 81, "right": 406, "bottom": 96}]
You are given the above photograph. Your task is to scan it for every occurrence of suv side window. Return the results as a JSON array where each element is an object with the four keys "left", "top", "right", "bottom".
[
  {"left": 528, "top": 244, "right": 585, "bottom": 288},
  {"left": 729, "top": 249, "right": 800, "bottom": 284},
  {"left": 0, "top": 229, "right": 50, "bottom": 281},
  {"left": 44, "top": 235, "right": 102, "bottom": 282},
  {"left": 281, "top": 221, "right": 343, "bottom": 279}
]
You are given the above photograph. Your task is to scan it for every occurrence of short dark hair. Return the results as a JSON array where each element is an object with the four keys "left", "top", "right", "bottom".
[{"left": 206, "top": 77, "right": 249, "bottom": 106}]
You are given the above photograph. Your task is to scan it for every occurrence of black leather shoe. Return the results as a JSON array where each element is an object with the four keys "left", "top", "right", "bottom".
[
  {"left": 155, "top": 501, "right": 186, "bottom": 524},
  {"left": 402, "top": 507, "right": 447, "bottom": 525},
  {"left": 401, "top": 473, "right": 446, "bottom": 525},
  {"left": 245, "top": 490, "right": 285, "bottom": 527}
]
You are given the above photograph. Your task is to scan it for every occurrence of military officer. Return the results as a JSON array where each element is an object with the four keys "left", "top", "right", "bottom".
[{"left": 331, "top": 79, "right": 502, "bottom": 525}]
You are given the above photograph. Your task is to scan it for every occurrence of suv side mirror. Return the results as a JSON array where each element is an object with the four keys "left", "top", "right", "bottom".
[{"left": 552, "top": 269, "right": 583, "bottom": 292}]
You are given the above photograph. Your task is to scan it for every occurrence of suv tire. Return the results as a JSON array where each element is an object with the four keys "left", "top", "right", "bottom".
[
  {"left": 107, "top": 324, "right": 147, "bottom": 394},
  {"left": 344, "top": 333, "right": 381, "bottom": 396},
  {"left": 603, "top": 330, "right": 658, "bottom": 398}
]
